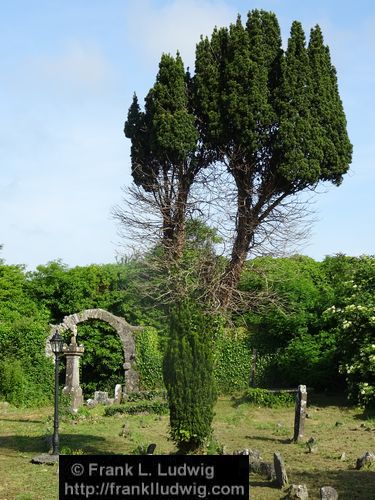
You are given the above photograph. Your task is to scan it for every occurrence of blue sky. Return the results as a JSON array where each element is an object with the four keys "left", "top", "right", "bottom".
[{"left": 0, "top": 0, "right": 374, "bottom": 269}]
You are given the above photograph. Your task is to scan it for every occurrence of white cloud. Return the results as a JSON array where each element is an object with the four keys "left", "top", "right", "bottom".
[
  {"left": 125, "top": 0, "right": 236, "bottom": 69},
  {"left": 29, "top": 41, "right": 111, "bottom": 91}
]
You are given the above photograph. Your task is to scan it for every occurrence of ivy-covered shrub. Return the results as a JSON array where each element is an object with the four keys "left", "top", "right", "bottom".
[
  {"left": 214, "top": 328, "right": 252, "bottom": 393},
  {"left": 135, "top": 327, "right": 164, "bottom": 390}
]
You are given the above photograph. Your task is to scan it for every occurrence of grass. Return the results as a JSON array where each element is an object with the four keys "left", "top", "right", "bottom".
[{"left": 0, "top": 395, "right": 374, "bottom": 499}]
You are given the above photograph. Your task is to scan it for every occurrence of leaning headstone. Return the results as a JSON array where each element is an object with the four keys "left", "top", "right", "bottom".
[
  {"left": 114, "top": 384, "right": 123, "bottom": 404},
  {"left": 356, "top": 451, "right": 375, "bottom": 470},
  {"left": 274, "top": 452, "right": 288, "bottom": 488},
  {"left": 285, "top": 484, "right": 309, "bottom": 499},
  {"left": 320, "top": 486, "right": 338, "bottom": 499},
  {"left": 94, "top": 391, "right": 109, "bottom": 404},
  {"left": 293, "top": 385, "right": 307, "bottom": 442}
]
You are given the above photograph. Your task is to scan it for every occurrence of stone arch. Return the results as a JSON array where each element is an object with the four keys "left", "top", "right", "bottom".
[{"left": 46, "top": 308, "right": 142, "bottom": 393}]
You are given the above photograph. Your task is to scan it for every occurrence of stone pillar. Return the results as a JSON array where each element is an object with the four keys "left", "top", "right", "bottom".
[
  {"left": 63, "top": 342, "right": 85, "bottom": 412},
  {"left": 123, "top": 359, "right": 139, "bottom": 394},
  {"left": 293, "top": 385, "right": 307, "bottom": 442}
]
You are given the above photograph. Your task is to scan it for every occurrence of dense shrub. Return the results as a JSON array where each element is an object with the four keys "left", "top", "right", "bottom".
[
  {"left": 163, "top": 302, "right": 216, "bottom": 452},
  {"left": 0, "top": 265, "right": 53, "bottom": 406},
  {"left": 0, "top": 357, "right": 53, "bottom": 407},
  {"left": 235, "top": 388, "right": 295, "bottom": 408},
  {"left": 104, "top": 401, "right": 169, "bottom": 416}
]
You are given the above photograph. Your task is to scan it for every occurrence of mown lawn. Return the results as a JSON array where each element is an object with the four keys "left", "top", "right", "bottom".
[{"left": 0, "top": 395, "right": 374, "bottom": 499}]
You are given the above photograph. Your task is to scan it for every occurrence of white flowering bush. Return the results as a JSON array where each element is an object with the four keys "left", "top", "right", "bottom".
[{"left": 323, "top": 301, "right": 375, "bottom": 408}]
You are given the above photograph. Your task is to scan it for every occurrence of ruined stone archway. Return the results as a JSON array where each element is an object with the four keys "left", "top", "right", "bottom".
[{"left": 46, "top": 308, "right": 142, "bottom": 393}]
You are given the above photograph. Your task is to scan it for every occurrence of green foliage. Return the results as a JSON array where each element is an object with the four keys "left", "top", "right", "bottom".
[
  {"left": 321, "top": 257, "right": 375, "bottom": 407},
  {"left": 163, "top": 302, "right": 217, "bottom": 452},
  {"left": 60, "top": 447, "right": 86, "bottom": 455},
  {"left": 125, "top": 53, "right": 198, "bottom": 190},
  {"left": 270, "top": 332, "right": 339, "bottom": 390},
  {"left": 104, "top": 401, "right": 169, "bottom": 416},
  {"left": 240, "top": 255, "right": 334, "bottom": 349},
  {"left": 236, "top": 388, "right": 295, "bottom": 408},
  {"left": 0, "top": 357, "right": 53, "bottom": 407},
  {"left": 77, "top": 321, "right": 124, "bottom": 396},
  {"left": 0, "top": 264, "right": 53, "bottom": 406},
  {"left": 135, "top": 327, "right": 164, "bottom": 390},
  {"left": 124, "top": 390, "right": 167, "bottom": 402},
  {"left": 214, "top": 328, "right": 252, "bottom": 394}
]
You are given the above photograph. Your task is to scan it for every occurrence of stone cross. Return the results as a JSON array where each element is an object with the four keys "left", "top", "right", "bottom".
[{"left": 293, "top": 385, "right": 307, "bottom": 443}]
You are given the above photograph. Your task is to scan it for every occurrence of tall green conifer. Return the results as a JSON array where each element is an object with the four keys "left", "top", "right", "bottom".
[
  {"left": 163, "top": 302, "right": 216, "bottom": 452},
  {"left": 193, "top": 11, "right": 352, "bottom": 305},
  {"left": 123, "top": 53, "right": 199, "bottom": 259}
]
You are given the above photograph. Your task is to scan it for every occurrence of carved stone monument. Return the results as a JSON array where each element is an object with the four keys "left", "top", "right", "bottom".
[
  {"left": 293, "top": 385, "right": 307, "bottom": 443},
  {"left": 63, "top": 336, "right": 85, "bottom": 412}
]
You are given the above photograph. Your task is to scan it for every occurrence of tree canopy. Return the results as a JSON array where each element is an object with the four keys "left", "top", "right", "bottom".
[{"left": 121, "top": 9, "right": 352, "bottom": 309}]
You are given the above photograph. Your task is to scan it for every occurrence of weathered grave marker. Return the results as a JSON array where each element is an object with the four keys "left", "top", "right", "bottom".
[
  {"left": 273, "top": 452, "right": 288, "bottom": 488},
  {"left": 293, "top": 385, "right": 307, "bottom": 443}
]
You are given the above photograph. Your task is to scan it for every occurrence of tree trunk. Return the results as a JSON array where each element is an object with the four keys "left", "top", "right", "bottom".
[{"left": 218, "top": 185, "right": 256, "bottom": 309}]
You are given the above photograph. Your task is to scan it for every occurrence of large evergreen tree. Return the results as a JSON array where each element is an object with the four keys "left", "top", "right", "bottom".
[
  {"left": 194, "top": 10, "right": 352, "bottom": 306},
  {"left": 121, "top": 9, "right": 352, "bottom": 309},
  {"left": 121, "top": 53, "right": 202, "bottom": 261}
]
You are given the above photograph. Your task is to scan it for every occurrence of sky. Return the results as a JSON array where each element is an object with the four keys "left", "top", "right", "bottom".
[{"left": 0, "top": 0, "right": 374, "bottom": 270}]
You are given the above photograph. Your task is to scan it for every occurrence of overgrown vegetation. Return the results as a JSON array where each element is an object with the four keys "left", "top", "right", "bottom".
[{"left": 0, "top": 254, "right": 374, "bottom": 409}]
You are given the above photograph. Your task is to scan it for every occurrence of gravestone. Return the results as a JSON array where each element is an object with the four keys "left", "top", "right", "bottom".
[
  {"left": 285, "top": 484, "right": 309, "bottom": 499},
  {"left": 273, "top": 452, "right": 288, "bottom": 488},
  {"left": 293, "top": 385, "right": 307, "bottom": 443},
  {"left": 94, "top": 391, "right": 109, "bottom": 404},
  {"left": 356, "top": 451, "right": 375, "bottom": 469},
  {"left": 306, "top": 437, "right": 318, "bottom": 453},
  {"left": 320, "top": 486, "right": 338, "bottom": 500},
  {"left": 146, "top": 444, "right": 157, "bottom": 455},
  {"left": 114, "top": 384, "right": 123, "bottom": 404}
]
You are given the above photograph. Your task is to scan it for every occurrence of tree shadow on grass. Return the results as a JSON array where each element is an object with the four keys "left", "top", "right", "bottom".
[
  {"left": 250, "top": 469, "right": 375, "bottom": 499},
  {"left": 353, "top": 408, "right": 375, "bottom": 421},
  {"left": 290, "top": 468, "right": 375, "bottom": 499},
  {"left": 0, "top": 434, "right": 107, "bottom": 455},
  {"left": 245, "top": 435, "right": 291, "bottom": 444}
]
